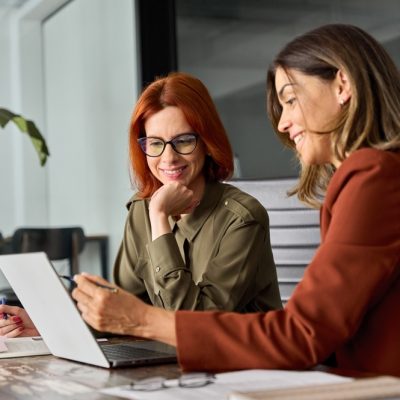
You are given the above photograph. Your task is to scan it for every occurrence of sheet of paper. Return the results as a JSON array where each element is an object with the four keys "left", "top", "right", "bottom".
[
  {"left": 0, "top": 336, "right": 8, "bottom": 352},
  {"left": 100, "top": 369, "right": 352, "bottom": 400},
  {"left": 0, "top": 336, "right": 51, "bottom": 358},
  {"left": 229, "top": 376, "right": 400, "bottom": 400}
]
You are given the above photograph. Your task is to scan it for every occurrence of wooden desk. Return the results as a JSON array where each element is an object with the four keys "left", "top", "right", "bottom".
[
  {"left": 0, "top": 353, "right": 180, "bottom": 399},
  {"left": 0, "top": 354, "right": 393, "bottom": 400}
]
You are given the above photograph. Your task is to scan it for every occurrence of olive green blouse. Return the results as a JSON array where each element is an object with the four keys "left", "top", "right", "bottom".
[{"left": 113, "top": 181, "right": 282, "bottom": 312}]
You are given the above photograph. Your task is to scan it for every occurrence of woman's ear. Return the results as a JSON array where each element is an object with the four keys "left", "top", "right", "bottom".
[{"left": 335, "top": 69, "right": 352, "bottom": 106}]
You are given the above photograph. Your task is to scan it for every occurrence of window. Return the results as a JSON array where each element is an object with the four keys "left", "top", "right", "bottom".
[{"left": 175, "top": 0, "right": 400, "bottom": 178}]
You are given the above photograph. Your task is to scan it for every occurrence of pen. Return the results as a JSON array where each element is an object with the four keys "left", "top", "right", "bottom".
[
  {"left": 59, "top": 275, "right": 118, "bottom": 293},
  {"left": 1, "top": 297, "right": 8, "bottom": 320}
]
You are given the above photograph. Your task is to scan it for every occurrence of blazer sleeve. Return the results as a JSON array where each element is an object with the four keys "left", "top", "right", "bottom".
[{"left": 175, "top": 152, "right": 400, "bottom": 371}]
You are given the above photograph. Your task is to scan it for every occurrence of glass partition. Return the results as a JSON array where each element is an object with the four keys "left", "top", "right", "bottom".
[{"left": 176, "top": 0, "right": 400, "bottom": 178}]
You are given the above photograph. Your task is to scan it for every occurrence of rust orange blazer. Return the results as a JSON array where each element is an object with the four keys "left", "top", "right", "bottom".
[{"left": 176, "top": 148, "right": 400, "bottom": 376}]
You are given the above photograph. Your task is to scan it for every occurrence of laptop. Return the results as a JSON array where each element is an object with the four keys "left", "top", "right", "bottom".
[{"left": 0, "top": 252, "right": 177, "bottom": 368}]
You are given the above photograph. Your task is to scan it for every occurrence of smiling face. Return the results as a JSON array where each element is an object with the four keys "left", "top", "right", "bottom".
[
  {"left": 275, "top": 67, "right": 343, "bottom": 167},
  {"left": 144, "top": 106, "right": 207, "bottom": 194}
]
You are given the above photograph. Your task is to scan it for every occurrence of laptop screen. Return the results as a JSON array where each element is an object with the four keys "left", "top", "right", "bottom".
[{"left": 0, "top": 252, "right": 176, "bottom": 368}]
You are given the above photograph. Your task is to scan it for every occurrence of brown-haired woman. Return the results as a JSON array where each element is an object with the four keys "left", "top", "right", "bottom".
[{"left": 71, "top": 25, "right": 400, "bottom": 377}]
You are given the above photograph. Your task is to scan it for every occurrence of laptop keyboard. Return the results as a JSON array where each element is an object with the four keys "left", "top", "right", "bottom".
[{"left": 101, "top": 343, "right": 168, "bottom": 361}]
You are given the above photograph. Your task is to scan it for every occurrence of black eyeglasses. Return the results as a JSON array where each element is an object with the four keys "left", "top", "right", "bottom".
[
  {"left": 126, "top": 372, "right": 215, "bottom": 392},
  {"left": 137, "top": 133, "right": 199, "bottom": 157}
]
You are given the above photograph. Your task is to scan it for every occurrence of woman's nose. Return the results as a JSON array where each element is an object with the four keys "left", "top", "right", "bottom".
[
  {"left": 161, "top": 142, "right": 179, "bottom": 161},
  {"left": 277, "top": 113, "right": 291, "bottom": 133}
]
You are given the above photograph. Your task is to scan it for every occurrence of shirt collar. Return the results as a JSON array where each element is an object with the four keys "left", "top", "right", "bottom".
[
  {"left": 126, "top": 182, "right": 225, "bottom": 242},
  {"left": 169, "top": 181, "right": 225, "bottom": 241}
]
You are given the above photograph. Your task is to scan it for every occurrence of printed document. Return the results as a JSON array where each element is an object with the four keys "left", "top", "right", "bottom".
[
  {"left": 0, "top": 336, "right": 50, "bottom": 358},
  {"left": 100, "top": 369, "right": 351, "bottom": 400}
]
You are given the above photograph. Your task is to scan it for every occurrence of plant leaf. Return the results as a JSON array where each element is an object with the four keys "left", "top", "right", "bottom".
[{"left": 0, "top": 107, "right": 49, "bottom": 166}]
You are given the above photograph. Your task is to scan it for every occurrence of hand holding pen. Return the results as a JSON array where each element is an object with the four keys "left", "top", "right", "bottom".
[
  {"left": 1, "top": 298, "right": 8, "bottom": 320},
  {"left": 71, "top": 273, "right": 149, "bottom": 336},
  {"left": 60, "top": 274, "right": 118, "bottom": 293},
  {"left": 0, "top": 301, "right": 39, "bottom": 338}
]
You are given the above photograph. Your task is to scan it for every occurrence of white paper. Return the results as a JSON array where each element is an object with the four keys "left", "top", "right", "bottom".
[
  {"left": 0, "top": 336, "right": 8, "bottom": 352},
  {"left": 0, "top": 336, "right": 51, "bottom": 358},
  {"left": 100, "top": 369, "right": 352, "bottom": 400}
]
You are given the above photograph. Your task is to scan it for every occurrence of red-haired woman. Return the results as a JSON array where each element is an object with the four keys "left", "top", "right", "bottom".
[
  {"left": 0, "top": 73, "right": 281, "bottom": 338},
  {"left": 112, "top": 72, "right": 281, "bottom": 312}
]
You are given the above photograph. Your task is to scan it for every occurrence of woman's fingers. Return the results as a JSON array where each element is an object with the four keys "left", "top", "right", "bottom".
[
  {"left": 4, "top": 326, "right": 24, "bottom": 338},
  {"left": 0, "top": 317, "right": 24, "bottom": 336},
  {"left": 0, "top": 304, "right": 25, "bottom": 317},
  {"left": 75, "top": 272, "right": 111, "bottom": 287},
  {"left": 150, "top": 182, "right": 197, "bottom": 216},
  {"left": 72, "top": 276, "right": 148, "bottom": 335}
]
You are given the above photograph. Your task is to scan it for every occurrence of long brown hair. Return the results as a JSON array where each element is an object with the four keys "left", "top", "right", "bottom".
[
  {"left": 267, "top": 24, "right": 400, "bottom": 207},
  {"left": 129, "top": 72, "right": 233, "bottom": 198}
]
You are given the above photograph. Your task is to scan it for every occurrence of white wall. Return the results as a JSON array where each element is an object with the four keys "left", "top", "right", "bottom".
[
  {"left": 0, "top": 0, "right": 139, "bottom": 283},
  {"left": 0, "top": 8, "right": 16, "bottom": 236},
  {"left": 43, "top": 0, "right": 137, "bottom": 263}
]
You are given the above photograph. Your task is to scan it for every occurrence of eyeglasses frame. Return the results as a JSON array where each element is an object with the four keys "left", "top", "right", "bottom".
[
  {"left": 137, "top": 132, "right": 199, "bottom": 157},
  {"left": 127, "top": 372, "right": 215, "bottom": 392}
]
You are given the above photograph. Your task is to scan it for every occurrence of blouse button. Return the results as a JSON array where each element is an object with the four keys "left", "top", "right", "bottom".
[
  {"left": 224, "top": 201, "right": 228, "bottom": 206},
  {"left": 155, "top": 267, "right": 160, "bottom": 272}
]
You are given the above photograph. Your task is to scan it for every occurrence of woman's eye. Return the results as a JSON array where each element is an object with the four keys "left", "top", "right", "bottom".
[
  {"left": 149, "top": 140, "right": 164, "bottom": 148},
  {"left": 176, "top": 138, "right": 191, "bottom": 145},
  {"left": 286, "top": 97, "right": 296, "bottom": 105}
]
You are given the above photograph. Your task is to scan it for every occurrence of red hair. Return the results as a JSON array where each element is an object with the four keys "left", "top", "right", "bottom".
[{"left": 129, "top": 72, "right": 234, "bottom": 198}]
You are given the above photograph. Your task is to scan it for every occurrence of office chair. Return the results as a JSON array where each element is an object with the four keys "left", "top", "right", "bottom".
[
  {"left": 230, "top": 179, "right": 320, "bottom": 304},
  {"left": 10, "top": 227, "right": 86, "bottom": 276},
  {"left": 0, "top": 231, "right": 9, "bottom": 254},
  {"left": 0, "top": 227, "right": 86, "bottom": 306}
]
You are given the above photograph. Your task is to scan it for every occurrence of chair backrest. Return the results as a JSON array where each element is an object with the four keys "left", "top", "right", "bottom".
[
  {"left": 0, "top": 231, "right": 13, "bottom": 255},
  {"left": 230, "top": 179, "right": 320, "bottom": 303},
  {"left": 11, "top": 227, "right": 86, "bottom": 276}
]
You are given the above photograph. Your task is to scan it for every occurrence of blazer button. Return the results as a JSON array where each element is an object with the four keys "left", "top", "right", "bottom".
[{"left": 155, "top": 267, "right": 160, "bottom": 272}]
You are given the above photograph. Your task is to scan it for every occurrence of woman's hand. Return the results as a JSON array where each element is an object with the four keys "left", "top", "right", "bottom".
[
  {"left": 149, "top": 182, "right": 200, "bottom": 240},
  {"left": 149, "top": 182, "right": 199, "bottom": 218},
  {"left": 72, "top": 273, "right": 177, "bottom": 346},
  {"left": 0, "top": 305, "right": 39, "bottom": 337}
]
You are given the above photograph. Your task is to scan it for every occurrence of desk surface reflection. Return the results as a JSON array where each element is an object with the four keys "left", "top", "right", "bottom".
[{"left": 0, "top": 351, "right": 180, "bottom": 399}]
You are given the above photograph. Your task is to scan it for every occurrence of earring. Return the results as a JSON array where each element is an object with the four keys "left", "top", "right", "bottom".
[{"left": 339, "top": 98, "right": 344, "bottom": 106}]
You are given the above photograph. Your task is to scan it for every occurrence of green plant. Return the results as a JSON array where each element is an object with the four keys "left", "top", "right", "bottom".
[{"left": 0, "top": 107, "right": 49, "bottom": 166}]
